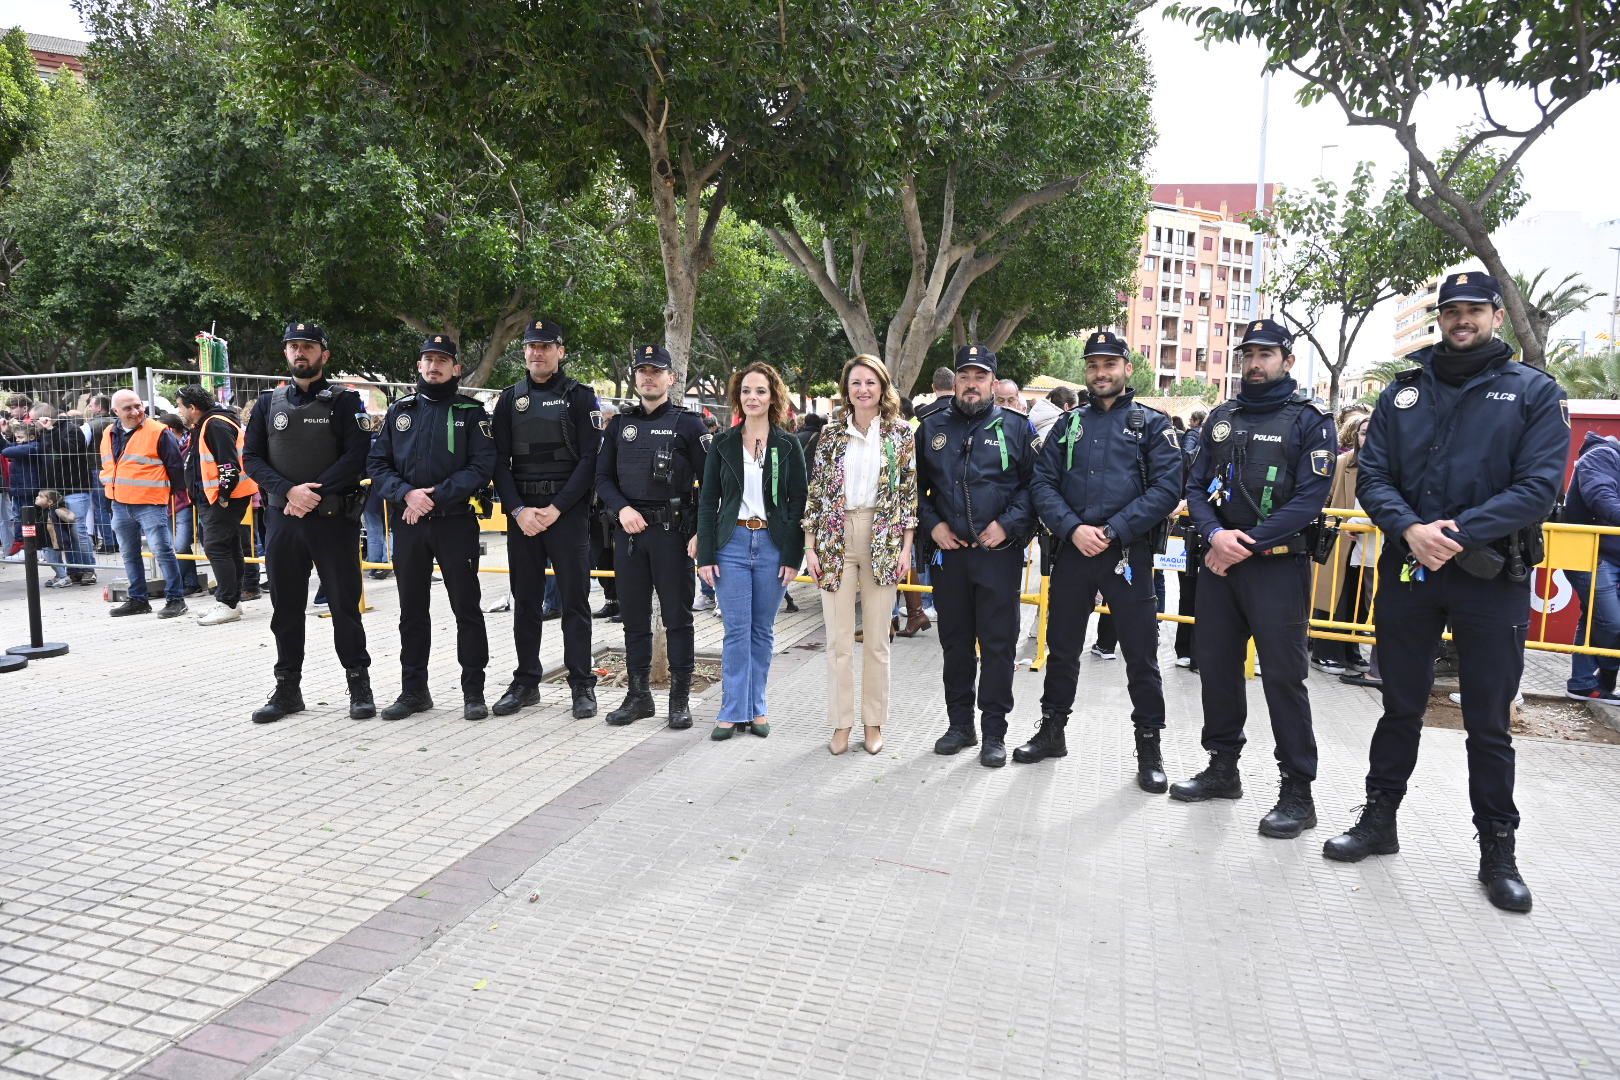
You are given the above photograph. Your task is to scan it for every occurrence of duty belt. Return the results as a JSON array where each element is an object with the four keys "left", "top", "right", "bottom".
[
  {"left": 515, "top": 479, "right": 564, "bottom": 496},
  {"left": 1254, "top": 534, "right": 1308, "bottom": 557}
]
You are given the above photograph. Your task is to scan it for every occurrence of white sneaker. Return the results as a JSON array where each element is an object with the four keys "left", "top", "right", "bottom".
[
  {"left": 1448, "top": 691, "right": 1525, "bottom": 707},
  {"left": 1174, "top": 656, "right": 1193, "bottom": 668},
  {"left": 3, "top": 551, "right": 25, "bottom": 563},
  {"left": 199, "top": 602, "right": 241, "bottom": 625}
]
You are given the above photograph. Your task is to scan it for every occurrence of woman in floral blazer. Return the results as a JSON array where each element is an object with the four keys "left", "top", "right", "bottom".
[{"left": 803, "top": 355, "right": 918, "bottom": 755}]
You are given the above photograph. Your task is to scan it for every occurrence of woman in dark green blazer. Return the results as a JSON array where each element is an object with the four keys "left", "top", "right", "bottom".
[{"left": 695, "top": 363, "right": 808, "bottom": 740}]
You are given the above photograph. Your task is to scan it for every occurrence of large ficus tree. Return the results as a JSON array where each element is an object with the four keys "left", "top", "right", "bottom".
[
  {"left": 1166, "top": 0, "right": 1620, "bottom": 368},
  {"left": 1257, "top": 149, "right": 1525, "bottom": 408},
  {"left": 758, "top": 0, "right": 1155, "bottom": 392}
]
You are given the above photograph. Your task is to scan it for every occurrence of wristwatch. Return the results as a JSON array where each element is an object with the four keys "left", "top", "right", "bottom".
[{"left": 1101, "top": 525, "right": 1117, "bottom": 543}]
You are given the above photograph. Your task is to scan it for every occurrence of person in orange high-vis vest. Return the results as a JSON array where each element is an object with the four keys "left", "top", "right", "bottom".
[
  {"left": 101, "top": 389, "right": 187, "bottom": 618},
  {"left": 177, "top": 384, "right": 258, "bottom": 624}
]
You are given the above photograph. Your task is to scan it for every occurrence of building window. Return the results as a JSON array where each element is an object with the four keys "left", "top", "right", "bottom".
[
  {"left": 1142, "top": 287, "right": 1153, "bottom": 301},
  {"left": 1141, "top": 315, "right": 1151, "bottom": 331},
  {"left": 1215, "top": 325, "right": 1223, "bottom": 337},
  {"left": 1213, "top": 350, "right": 1224, "bottom": 365},
  {"left": 1182, "top": 348, "right": 1191, "bottom": 364},
  {"left": 1182, "top": 321, "right": 1193, "bottom": 334},
  {"left": 1216, "top": 296, "right": 1225, "bottom": 309},
  {"left": 1203, "top": 236, "right": 1214, "bottom": 250},
  {"left": 1144, "top": 256, "right": 1156, "bottom": 272}
]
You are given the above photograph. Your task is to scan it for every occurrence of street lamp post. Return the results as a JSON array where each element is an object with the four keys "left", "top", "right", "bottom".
[{"left": 1610, "top": 245, "right": 1620, "bottom": 350}]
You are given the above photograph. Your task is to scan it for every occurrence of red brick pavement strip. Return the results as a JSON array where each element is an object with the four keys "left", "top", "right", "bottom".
[{"left": 127, "top": 638, "right": 828, "bottom": 1080}]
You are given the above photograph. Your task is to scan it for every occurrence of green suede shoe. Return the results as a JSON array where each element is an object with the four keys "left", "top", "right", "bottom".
[
  {"left": 710, "top": 725, "right": 735, "bottom": 741},
  {"left": 749, "top": 722, "right": 771, "bottom": 738}
]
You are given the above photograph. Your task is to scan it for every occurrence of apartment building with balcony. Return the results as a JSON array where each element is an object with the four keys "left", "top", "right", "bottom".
[
  {"left": 1393, "top": 274, "right": 1443, "bottom": 361},
  {"left": 1113, "top": 184, "right": 1275, "bottom": 401}
]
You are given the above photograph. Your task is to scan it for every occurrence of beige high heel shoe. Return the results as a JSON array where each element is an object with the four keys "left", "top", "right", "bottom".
[
  {"left": 829, "top": 727, "right": 851, "bottom": 755},
  {"left": 863, "top": 726, "right": 883, "bottom": 754}
]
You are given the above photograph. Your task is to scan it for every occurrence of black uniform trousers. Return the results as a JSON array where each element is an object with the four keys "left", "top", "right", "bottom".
[
  {"left": 1365, "top": 550, "right": 1524, "bottom": 829},
  {"left": 590, "top": 506, "right": 617, "bottom": 602},
  {"left": 393, "top": 512, "right": 487, "bottom": 696},
  {"left": 264, "top": 507, "right": 369, "bottom": 679},
  {"left": 1041, "top": 542, "right": 1165, "bottom": 729},
  {"left": 1174, "top": 562, "right": 1198, "bottom": 660},
  {"left": 934, "top": 545, "right": 1024, "bottom": 740},
  {"left": 1193, "top": 553, "right": 1317, "bottom": 780},
  {"left": 614, "top": 521, "right": 696, "bottom": 676},
  {"left": 199, "top": 498, "right": 248, "bottom": 607},
  {"left": 508, "top": 503, "right": 595, "bottom": 689}
]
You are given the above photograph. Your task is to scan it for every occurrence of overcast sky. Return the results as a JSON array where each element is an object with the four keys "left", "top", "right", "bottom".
[{"left": 7, "top": 0, "right": 1619, "bottom": 371}]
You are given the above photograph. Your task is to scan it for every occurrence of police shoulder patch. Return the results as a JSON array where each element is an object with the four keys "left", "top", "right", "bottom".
[
  {"left": 699, "top": 433, "right": 713, "bottom": 451},
  {"left": 622, "top": 423, "right": 639, "bottom": 442},
  {"left": 590, "top": 409, "right": 605, "bottom": 431},
  {"left": 272, "top": 412, "right": 289, "bottom": 431},
  {"left": 514, "top": 394, "right": 530, "bottom": 412},
  {"left": 1560, "top": 398, "right": 1571, "bottom": 429},
  {"left": 479, "top": 419, "right": 492, "bottom": 439},
  {"left": 1162, "top": 428, "right": 1180, "bottom": 449},
  {"left": 930, "top": 432, "right": 947, "bottom": 451},
  {"left": 1211, "top": 419, "right": 1232, "bottom": 443},
  {"left": 394, "top": 413, "right": 411, "bottom": 432},
  {"left": 1310, "top": 449, "right": 1333, "bottom": 477},
  {"left": 1394, "top": 386, "right": 1420, "bottom": 409}
]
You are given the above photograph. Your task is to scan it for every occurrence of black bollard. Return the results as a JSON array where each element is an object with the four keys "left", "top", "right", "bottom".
[{"left": 7, "top": 504, "right": 69, "bottom": 662}]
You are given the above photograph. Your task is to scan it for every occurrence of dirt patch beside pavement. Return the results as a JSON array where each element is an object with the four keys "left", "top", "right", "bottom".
[{"left": 1425, "top": 692, "right": 1620, "bottom": 746}]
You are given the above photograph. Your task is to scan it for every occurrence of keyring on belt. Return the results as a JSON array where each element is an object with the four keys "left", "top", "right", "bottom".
[{"left": 738, "top": 517, "right": 768, "bottom": 530}]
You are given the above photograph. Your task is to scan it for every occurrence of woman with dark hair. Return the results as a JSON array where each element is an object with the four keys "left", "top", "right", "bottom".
[
  {"left": 803, "top": 355, "right": 918, "bottom": 755},
  {"left": 696, "top": 362, "right": 808, "bottom": 740}
]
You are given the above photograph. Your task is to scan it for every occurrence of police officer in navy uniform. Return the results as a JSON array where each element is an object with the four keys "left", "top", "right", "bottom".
[
  {"left": 1324, "top": 271, "right": 1569, "bottom": 913},
  {"left": 243, "top": 322, "right": 374, "bottom": 724},
  {"left": 1173, "top": 318, "right": 1335, "bottom": 837},
  {"left": 596, "top": 345, "right": 709, "bottom": 729},
  {"left": 1021, "top": 331, "right": 1183, "bottom": 790},
  {"left": 491, "top": 318, "right": 603, "bottom": 719},
  {"left": 367, "top": 334, "right": 497, "bottom": 722},
  {"left": 916, "top": 344, "right": 1037, "bottom": 766}
]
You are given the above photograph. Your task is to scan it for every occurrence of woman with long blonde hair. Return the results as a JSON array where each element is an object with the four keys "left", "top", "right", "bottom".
[{"left": 802, "top": 355, "right": 918, "bottom": 755}]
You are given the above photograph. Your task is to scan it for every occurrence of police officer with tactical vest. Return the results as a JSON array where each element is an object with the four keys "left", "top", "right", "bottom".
[
  {"left": 915, "top": 344, "right": 1037, "bottom": 767},
  {"left": 243, "top": 322, "right": 374, "bottom": 724},
  {"left": 596, "top": 345, "right": 709, "bottom": 729},
  {"left": 1175, "top": 318, "right": 1336, "bottom": 837},
  {"left": 367, "top": 334, "right": 497, "bottom": 722},
  {"left": 1323, "top": 271, "right": 1569, "bottom": 914},
  {"left": 491, "top": 319, "right": 603, "bottom": 719},
  {"left": 1022, "top": 331, "right": 1183, "bottom": 789}
]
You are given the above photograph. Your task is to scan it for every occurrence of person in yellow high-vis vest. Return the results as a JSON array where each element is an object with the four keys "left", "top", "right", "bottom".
[{"left": 100, "top": 389, "right": 186, "bottom": 618}]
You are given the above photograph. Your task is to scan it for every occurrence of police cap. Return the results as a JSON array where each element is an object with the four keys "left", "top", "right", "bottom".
[
  {"left": 955, "top": 344, "right": 997, "bottom": 374},
  {"left": 633, "top": 344, "right": 673, "bottom": 370},
  {"left": 1082, "top": 330, "right": 1128, "bottom": 358},
  {"left": 419, "top": 333, "right": 458, "bottom": 359},
  {"left": 522, "top": 319, "right": 565, "bottom": 345},
  {"left": 1437, "top": 270, "right": 1504, "bottom": 309},
  {"left": 1233, "top": 318, "right": 1293, "bottom": 353},
  {"left": 283, "top": 321, "right": 328, "bottom": 348}
]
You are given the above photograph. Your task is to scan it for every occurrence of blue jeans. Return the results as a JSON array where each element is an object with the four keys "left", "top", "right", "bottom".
[
  {"left": 364, "top": 490, "right": 391, "bottom": 564},
  {"left": 1566, "top": 561, "right": 1620, "bottom": 692},
  {"left": 714, "top": 528, "right": 786, "bottom": 724},
  {"left": 174, "top": 505, "right": 200, "bottom": 590},
  {"left": 92, "top": 489, "right": 115, "bottom": 549},
  {"left": 111, "top": 502, "right": 183, "bottom": 601},
  {"left": 64, "top": 493, "right": 95, "bottom": 573}
]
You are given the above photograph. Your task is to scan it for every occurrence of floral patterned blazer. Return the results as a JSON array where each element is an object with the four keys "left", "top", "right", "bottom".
[{"left": 802, "top": 410, "right": 919, "bottom": 593}]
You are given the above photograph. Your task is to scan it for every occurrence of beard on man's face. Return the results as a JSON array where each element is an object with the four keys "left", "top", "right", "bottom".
[{"left": 956, "top": 394, "right": 989, "bottom": 417}]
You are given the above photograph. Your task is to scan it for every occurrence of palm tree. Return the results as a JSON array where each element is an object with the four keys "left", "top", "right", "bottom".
[
  {"left": 1552, "top": 348, "right": 1620, "bottom": 399},
  {"left": 1503, "top": 270, "right": 1605, "bottom": 354}
]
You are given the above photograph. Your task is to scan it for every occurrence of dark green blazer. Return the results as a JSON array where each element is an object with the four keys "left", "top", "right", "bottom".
[{"left": 696, "top": 424, "right": 808, "bottom": 568}]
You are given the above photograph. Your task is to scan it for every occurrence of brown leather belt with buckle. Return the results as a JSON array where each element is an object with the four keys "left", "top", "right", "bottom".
[{"left": 738, "top": 517, "right": 768, "bottom": 530}]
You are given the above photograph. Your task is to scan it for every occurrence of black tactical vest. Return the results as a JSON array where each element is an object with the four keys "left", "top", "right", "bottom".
[
  {"left": 614, "top": 405, "right": 691, "bottom": 506},
  {"left": 265, "top": 384, "right": 340, "bottom": 485},
  {"left": 1202, "top": 396, "right": 1306, "bottom": 529},
  {"left": 508, "top": 375, "right": 580, "bottom": 485}
]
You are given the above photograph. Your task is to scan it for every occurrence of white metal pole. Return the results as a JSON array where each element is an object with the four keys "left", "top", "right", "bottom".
[{"left": 1250, "top": 70, "right": 1271, "bottom": 325}]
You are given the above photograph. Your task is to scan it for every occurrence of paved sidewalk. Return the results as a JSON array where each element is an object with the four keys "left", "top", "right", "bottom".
[
  {"left": 5, "top": 554, "right": 1619, "bottom": 1080},
  {"left": 247, "top": 637, "right": 1617, "bottom": 1079}
]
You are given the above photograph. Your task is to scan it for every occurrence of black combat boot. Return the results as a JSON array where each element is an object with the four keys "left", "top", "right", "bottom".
[
  {"left": 666, "top": 672, "right": 693, "bottom": 730},
  {"left": 1258, "top": 771, "right": 1317, "bottom": 838},
  {"left": 607, "top": 673, "right": 656, "bottom": 726},
  {"left": 463, "top": 694, "right": 489, "bottom": 721},
  {"left": 1133, "top": 727, "right": 1168, "bottom": 793},
  {"left": 1477, "top": 824, "right": 1533, "bottom": 913},
  {"left": 380, "top": 689, "right": 433, "bottom": 721},
  {"left": 572, "top": 683, "right": 598, "bottom": 719},
  {"left": 251, "top": 677, "right": 304, "bottom": 725},
  {"left": 1168, "top": 750, "right": 1242, "bottom": 802},
  {"left": 1013, "top": 715, "right": 1068, "bottom": 764},
  {"left": 492, "top": 682, "right": 540, "bottom": 716},
  {"left": 1322, "top": 790, "right": 1401, "bottom": 861},
  {"left": 934, "top": 728, "right": 979, "bottom": 755},
  {"left": 346, "top": 668, "right": 376, "bottom": 720}
]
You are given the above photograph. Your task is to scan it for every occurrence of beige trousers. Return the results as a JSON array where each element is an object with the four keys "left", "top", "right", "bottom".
[{"left": 820, "top": 508, "right": 897, "bottom": 730}]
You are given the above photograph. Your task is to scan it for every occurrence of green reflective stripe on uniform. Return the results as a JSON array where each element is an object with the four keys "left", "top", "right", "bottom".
[
  {"left": 1260, "top": 464, "right": 1278, "bottom": 519},
  {"left": 445, "top": 407, "right": 454, "bottom": 454},
  {"left": 987, "top": 416, "right": 1008, "bottom": 471},
  {"left": 1062, "top": 412, "right": 1081, "bottom": 471}
]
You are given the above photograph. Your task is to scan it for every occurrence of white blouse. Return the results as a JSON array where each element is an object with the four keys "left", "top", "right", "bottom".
[
  {"left": 842, "top": 415, "right": 884, "bottom": 509},
  {"left": 740, "top": 449, "right": 768, "bottom": 520}
]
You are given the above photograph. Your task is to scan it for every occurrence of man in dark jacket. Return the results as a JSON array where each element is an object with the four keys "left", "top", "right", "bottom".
[
  {"left": 1558, "top": 431, "right": 1620, "bottom": 702},
  {"left": 1323, "top": 271, "right": 1570, "bottom": 914}
]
